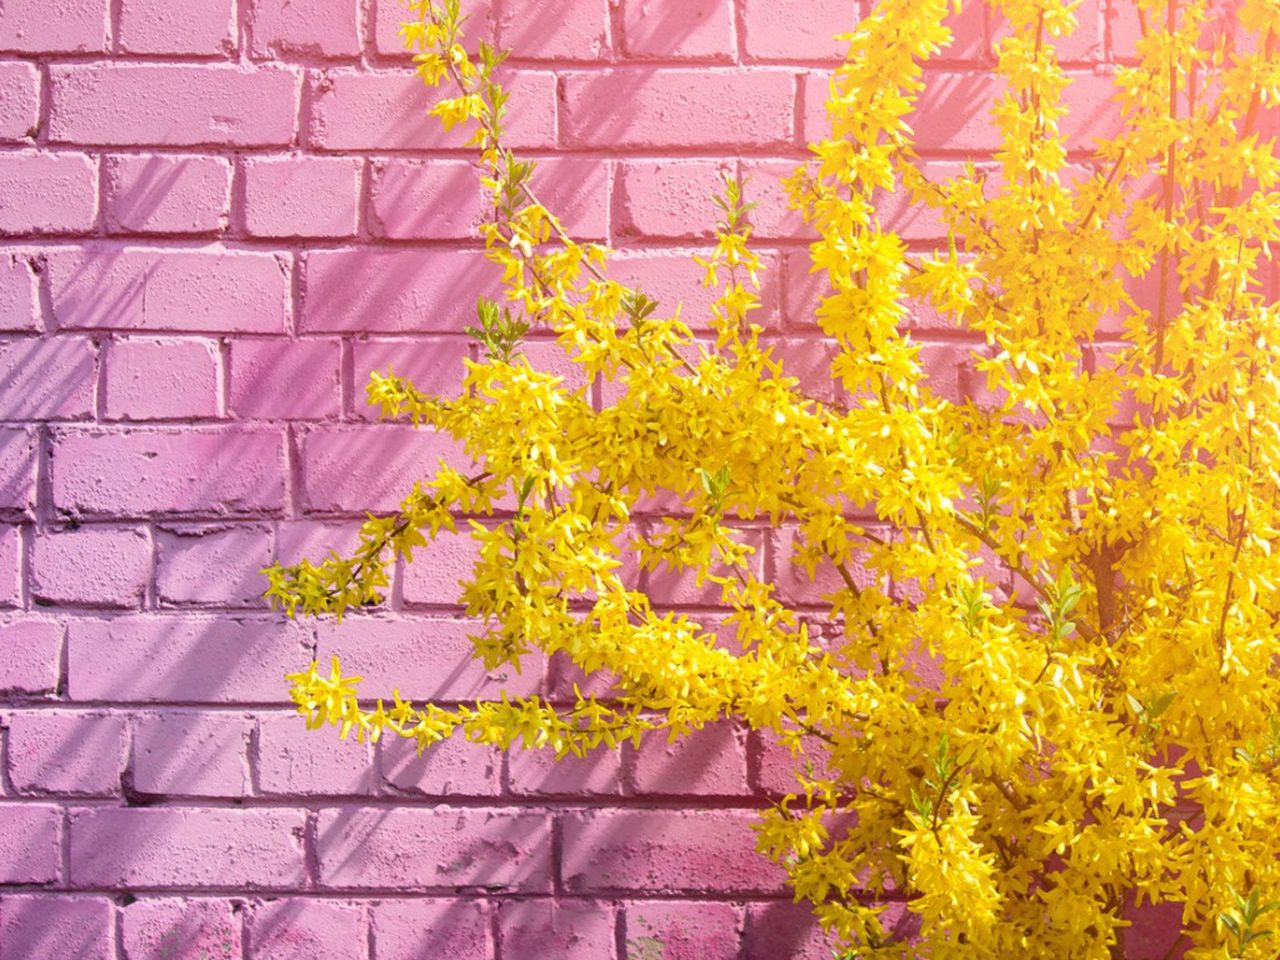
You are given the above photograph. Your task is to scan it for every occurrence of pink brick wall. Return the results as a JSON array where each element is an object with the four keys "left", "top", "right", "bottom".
[{"left": 0, "top": 1, "right": 1177, "bottom": 958}]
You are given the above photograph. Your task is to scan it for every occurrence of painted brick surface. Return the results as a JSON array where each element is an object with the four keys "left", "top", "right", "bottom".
[
  {"left": 119, "top": 897, "right": 243, "bottom": 960},
  {"left": 69, "top": 807, "right": 306, "bottom": 888},
  {"left": 0, "top": 152, "right": 97, "bottom": 234},
  {"left": 104, "top": 337, "right": 221, "bottom": 420},
  {"left": 117, "top": 0, "right": 236, "bottom": 56},
  {"left": 6, "top": 711, "right": 127, "bottom": 795},
  {"left": 0, "top": 0, "right": 1143, "bottom": 956},
  {"left": 0, "top": 256, "right": 40, "bottom": 332},
  {"left": 0, "top": 62, "right": 40, "bottom": 141},
  {"left": 0, "top": 429, "right": 39, "bottom": 515},
  {"left": 0, "top": 896, "right": 112, "bottom": 960},
  {"left": 103, "top": 155, "right": 233, "bottom": 235}
]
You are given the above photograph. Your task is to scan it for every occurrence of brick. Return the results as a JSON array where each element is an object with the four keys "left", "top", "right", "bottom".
[
  {"left": 0, "top": 63, "right": 39, "bottom": 141},
  {"left": 623, "top": 0, "right": 734, "bottom": 60},
  {"left": 155, "top": 525, "right": 273, "bottom": 606},
  {"left": 632, "top": 721, "right": 748, "bottom": 796},
  {"left": 617, "top": 160, "right": 728, "bottom": 240},
  {"left": 352, "top": 338, "right": 470, "bottom": 420},
  {"left": 782, "top": 248, "right": 827, "bottom": 330},
  {"left": 0, "top": 338, "right": 94, "bottom": 420},
  {"left": 0, "top": 620, "right": 61, "bottom": 695},
  {"left": 69, "top": 807, "right": 305, "bottom": 888},
  {"left": 316, "top": 617, "right": 545, "bottom": 701},
  {"left": 274, "top": 519, "right": 363, "bottom": 566},
  {"left": 880, "top": 161, "right": 981, "bottom": 242},
  {"left": 500, "top": 901, "right": 616, "bottom": 960},
  {"left": 1105, "top": 0, "right": 1140, "bottom": 62},
  {"left": 508, "top": 743, "right": 621, "bottom": 797},
  {"left": 368, "top": 159, "right": 487, "bottom": 240},
  {"left": 752, "top": 731, "right": 835, "bottom": 795},
  {"left": 103, "top": 155, "right": 232, "bottom": 235},
  {"left": 0, "top": 254, "right": 40, "bottom": 331},
  {"left": 302, "top": 249, "right": 504, "bottom": 334},
  {"left": 119, "top": 0, "right": 236, "bottom": 55},
  {"left": 67, "top": 616, "right": 310, "bottom": 702},
  {"left": 258, "top": 713, "right": 375, "bottom": 796},
  {"left": 0, "top": 153, "right": 97, "bottom": 235},
  {"left": 316, "top": 807, "right": 552, "bottom": 891},
  {"left": 743, "top": 900, "right": 834, "bottom": 960},
  {"left": 1123, "top": 898, "right": 1184, "bottom": 960},
  {"left": 516, "top": 337, "right": 593, "bottom": 391},
  {"left": 1060, "top": 71, "right": 1124, "bottom": 153},
  {"left": 762, "top": 337, "right": 842, "bottom": 404},
  {"left": 50, "top": 247, "right": 289, "bottom": 334},
  {"left": 398, "top": 527, "right": 479, "bottom": 605},
  {"left": 533, "top": 157, "right": 611, "bottom": 241},
  {"left": 132, "top": 712, "right": 250, "bottom": 797},
  {"left": 0, "top": 805, "right": 60, "bottom": 882},
  {"left": 372, "top": 900, "right": 491, "bottom": 960},
  {"left": 0, "top": 428, "right": 36, "bottom": 513},
  {"left": 918, "top": 341, "right": 966, "bottom": 403},
  {"left": 611, "top": 250, "right": 782, "bottom": 332},
  {"left": 744, "top": 901, "right": 916, "bottom": 959},
  {"left": 306, "top": 69, "right": 555, "bottom": 151},
  {"left": 771, "top": 523, "right": 885, "bottom": 607},
  {"left": 647, "top": 528, "right": 764, "bottom": 606},
  {"left": 742, "top": 0, "right": 853, "bottom": 61},
  {"left": 105, "top": 338, "right": 220, "bottom": 420},
  {"left": 7, "top": 712, "right": 127, "bottom": 795},
  {"left": 51, "top": 428, "right": 285, "bottom": 518},
  {"left": 250, "top": 0, "right": 360, "bottom": 59},
  {"left": 546, "top": 649, "right": 618, "bottom": 701},
  {"left": 501, "top": 0, "right": 608, "bottom": 60},
  {"left": 229, "top": 339, "right": 341, "bottom": 419},
  {"left": 242, "top": 156, "right": 360, "bottom": 239},
  {"left": 0, "top": 0, "right": 106, "bottom": 53},
  {"left": 0, "top": 896, "right": 112, "bottom": 960},
  {"left": 49, "top": 64, "right": 299, "bottom": 147},
  {"left": 120, "top": 898, "right": 243, "bottom": 960},
  {"left": 300, "top": 425, "right": 467, "bottom": 514},
  {"left": 623, "top": 901, "right": 741, "bottom": 960},
  {"left": 562, "top": 810, "right": 787, "bottom": 894},
  {"left": 381, "top": 735, "right": 498, "bottom": 797},
  {"left": 940, "top": 0, "right": 989, "bottom": 62},
  {"left": 249, "top": 900, "right": 365, "bottom": 960},
  {"left": 740, "top": 159, "right": 815, "bottom": 241},
  {"left": 912, "top": 72, "right": 1004, "bottom": 153},
  {"left": 0, "top": 526, "right": 17, "bottom": 607},
  {"left": 31, "top": 526, "right": 151, "bottom": 608},
  {"left": 800, "top": 71, "right": 831, "bottom": 147},
  {"left": 562, "top": 69, "right": 795, "bottom": 149}
]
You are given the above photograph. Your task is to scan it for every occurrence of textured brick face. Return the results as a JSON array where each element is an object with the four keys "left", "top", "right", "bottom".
[{"left": 0, "top": 1, "right": 1137, "bottom": 956}]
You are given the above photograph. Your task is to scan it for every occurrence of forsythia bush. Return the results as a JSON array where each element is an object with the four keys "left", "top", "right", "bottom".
[{"left": 264, "top": 0, "right": 1280, "bottom": 955}]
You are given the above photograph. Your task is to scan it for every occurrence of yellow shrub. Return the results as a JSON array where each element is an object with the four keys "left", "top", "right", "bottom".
[{"left": 265, "top": 0, "right": 1280, "bottom": 955}]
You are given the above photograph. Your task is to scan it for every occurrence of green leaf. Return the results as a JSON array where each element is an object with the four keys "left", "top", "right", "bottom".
[{"left": 1149, "top": 691, "right": 1178, "bottom": 719}]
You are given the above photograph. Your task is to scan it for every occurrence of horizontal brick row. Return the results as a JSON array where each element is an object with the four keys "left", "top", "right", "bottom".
[
  {"left": 0, "top": 511, "right": 950, "bottom": 605},
  {"left": 0, "top": 893, "right": 870, "bottom": 960},
  {"left": 0, "top": 242, "right": 1005, "bottom": 342},
  {"left": 0, "top": 153, "right": 1012, "bottom": 241},
  {"left": 0, "top": 64, "right": 1131, "bottom": 153},
  {"left": 0, "top": 0, "right": 1121, "bottom": 64},
  {"left": 0, "top": 802, "right": 839, "bottom": 895},
  {"left": 0, "top": 705, "right": 825, "bottom": 800}
]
